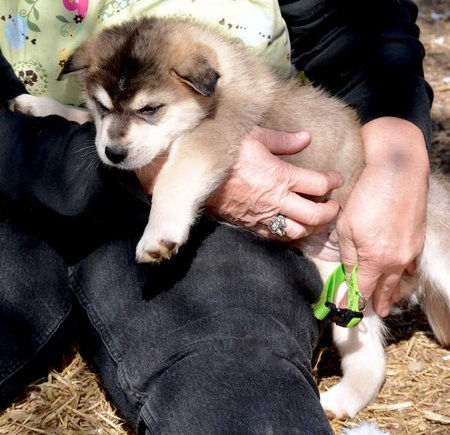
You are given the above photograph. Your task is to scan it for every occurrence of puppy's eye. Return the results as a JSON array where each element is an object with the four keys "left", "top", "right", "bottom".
[
  {"left": 138, "top": 104, "right": 164, "bottom": 116},
  {"left": 95, "top": 100, "right": 110, "bottom": 115}
]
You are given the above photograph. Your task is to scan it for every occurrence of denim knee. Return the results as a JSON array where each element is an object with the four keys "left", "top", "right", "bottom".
[
  {"left": 137, "top": 339, "right": 332, "bottom": 435},
  {"left": 70, "top": 220, "right": 326, "bottom": 432}
]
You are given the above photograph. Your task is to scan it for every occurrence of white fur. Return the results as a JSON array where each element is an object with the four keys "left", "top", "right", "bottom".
[
  {"left": 135, "top": 135, "right": 225, "bottom": 263},
  {"left": 419, "top": 232, "right": 450, "bottom": 307},
  {"left": 312, "top": 258, "right": 386, "bottom": 419},
  {"left": 129, "top": 90, "right": 162, "bottom": 111},
  {"left": 416, "top": 233, "right": 450, "bottom": 346},
  {"left": 12, "top": 94, "right": 90, "bottom": 124},
  {"left": 93, "top": 86, "right": 113, "bottom": 110},
  {"left": 342, "top": 423, "right": 389, "bottom": 435},
  {"left": 93, "top": 98, "right": 204, "bottom": 170}
]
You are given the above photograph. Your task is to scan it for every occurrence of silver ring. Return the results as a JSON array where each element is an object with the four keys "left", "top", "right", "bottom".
[{"left": 268, "top": 214, "right": 287, "bottom": 237}]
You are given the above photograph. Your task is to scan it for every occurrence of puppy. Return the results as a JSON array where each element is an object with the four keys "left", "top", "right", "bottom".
[{"left": 13, "top": 16, "right": 450, "bottom": 419}]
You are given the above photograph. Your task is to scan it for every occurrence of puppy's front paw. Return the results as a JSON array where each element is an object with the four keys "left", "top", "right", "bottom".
[
  {"left": 136, "top": 210, "right": 193, "bottom": 263},
  {"left": 135, "top": 236, "right": 180, "bottom": 264}
]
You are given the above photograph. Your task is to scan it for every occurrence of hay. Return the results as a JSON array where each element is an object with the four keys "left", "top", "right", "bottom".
[
  {"left": 1, "top": 307, "right": 448, "bottom": 435},
  {"left": 316, "top": 307, "right": 450, "bottom": 434},
  {"left": 0, "top": 352, "right": 128, "bottom": 435}
]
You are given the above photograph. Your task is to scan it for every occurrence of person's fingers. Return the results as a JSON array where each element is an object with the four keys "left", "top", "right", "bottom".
[
  {"left": 256, "top": 218, "right": 330, "bottom": 241},
  {"left": 250, "top": 127, "right": 311, "bottom": 155},
  {"left": 340, "top": 250, "right": 382, "bottom": 308},
  {"left": 354, "top": 267, "right": 379, "bottom": 300},
  {"left": 280, "top": 191, "right": 341, "bottom": 227},
  {"left": 338, "top": 266, "right": 380, "bottom": 310},
  {"left": 390, "top": 284, "right": 402, "bottom": 304},
  {"left": 256, "top": 215, "right": 314, "bottom": 240},
  {"left": 311, "top": 224, "right": 331, "bottom": 235},
  {"left": 372, "top": 273, "right": 402, "bottom": 317}
]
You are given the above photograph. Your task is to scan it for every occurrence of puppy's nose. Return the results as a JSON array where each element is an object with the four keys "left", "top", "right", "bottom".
[{"left": 105, "top": 145, "right": 128, "bottom": 164}]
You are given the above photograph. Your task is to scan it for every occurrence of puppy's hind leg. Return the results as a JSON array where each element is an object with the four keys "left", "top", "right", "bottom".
[
  {"left": 417, "top": 235, "right": 450, "bottom": 346},
  {"left": 320, "top": 297, "right": 386, "bottom": 419},
  {"left": 417, "top": 173, "right": 450, "bottom": 346}
]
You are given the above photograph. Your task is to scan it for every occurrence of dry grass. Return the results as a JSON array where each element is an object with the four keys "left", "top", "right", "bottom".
[
  {"left": 1, "top": 1, "right": 450, "bottom": 434},
  {"left": 0, "top": 353, "right": 128, "bottom": 435},
  {"left": 316, "top": 307, "right": 450, "bottom": 434}
]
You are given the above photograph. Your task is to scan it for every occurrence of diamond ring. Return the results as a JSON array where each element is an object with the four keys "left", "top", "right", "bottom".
[{"left": 267, "top": 214, "right": 287, "bottom": 237}]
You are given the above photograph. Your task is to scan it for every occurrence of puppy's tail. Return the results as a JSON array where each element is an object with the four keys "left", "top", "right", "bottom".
[{"left": 418, "top": 172, "right": 450, "bottom": 346}]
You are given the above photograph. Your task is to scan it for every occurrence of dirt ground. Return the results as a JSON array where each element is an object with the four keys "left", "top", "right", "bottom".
[{"left": 1, "top": 1, "right": 450, "bottom": 434}]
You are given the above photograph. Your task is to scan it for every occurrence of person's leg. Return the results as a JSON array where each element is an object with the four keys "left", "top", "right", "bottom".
[
  {"left": 71, "top": 217, "right": 331, "bottom": 434},
  {"left": 0, "top": 220, "right": 72, "bottom": 409}
]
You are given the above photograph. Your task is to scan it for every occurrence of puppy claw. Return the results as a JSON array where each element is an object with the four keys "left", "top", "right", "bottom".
[
  {"left": 135, "top": 237, "right": 180, "bottom": 264},
  {"left": 162, "top": 240, "right": 177, "bottom": 251}
]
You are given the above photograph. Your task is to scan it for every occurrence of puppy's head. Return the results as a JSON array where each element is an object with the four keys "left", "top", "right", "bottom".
[{"left": 60, "top": 18, "right": 221, "bottom": 169}]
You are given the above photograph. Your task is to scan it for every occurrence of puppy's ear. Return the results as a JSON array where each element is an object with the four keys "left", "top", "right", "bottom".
[
  {"left": 58, "top": 42, "right": 91, "bottom": 81},
  {"left": 172, "top": 48, "right": 220, "bottom": 97}
]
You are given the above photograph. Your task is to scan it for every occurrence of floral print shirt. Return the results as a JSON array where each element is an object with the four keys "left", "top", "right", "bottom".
[{"left": 0, "top": 0, "right": 291, "bottom": 105}]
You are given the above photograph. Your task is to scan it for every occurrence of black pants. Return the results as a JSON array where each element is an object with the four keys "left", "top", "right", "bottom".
[{"left": 0, "top": 218, "right": 332, "bottom": 434}]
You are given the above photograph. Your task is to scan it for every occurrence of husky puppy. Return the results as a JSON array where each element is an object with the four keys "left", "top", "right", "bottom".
[{"left": 13, "top": 16, "right": 450, "bottom": 419}]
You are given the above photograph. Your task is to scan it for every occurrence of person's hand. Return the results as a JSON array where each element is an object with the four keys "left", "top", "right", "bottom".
[
  {"left": 207, "top": 126, "right": 344, "bottom": 240},
  {"left": 337, "top": 117, "right": 430, "bottom": 317}
]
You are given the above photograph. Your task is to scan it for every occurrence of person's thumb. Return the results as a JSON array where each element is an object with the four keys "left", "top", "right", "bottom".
[{"left": 250, "top": 127, "right": 311, "bottom": 155}]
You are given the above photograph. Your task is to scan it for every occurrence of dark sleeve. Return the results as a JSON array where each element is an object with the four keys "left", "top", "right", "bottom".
[
  {"left": 0, "top": 50, "right": 144, "bottom": 219},
  {"left": 0, "top": 108, "right": 107, "bottom": 217},
  {"left": 0, "top": 51, "right": 27, "bottom": 102},
  {"left": 279, "top": 0, "right": 433, "bottom": 147}
]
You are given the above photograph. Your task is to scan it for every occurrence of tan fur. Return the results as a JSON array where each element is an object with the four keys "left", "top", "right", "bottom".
[{"left": 13, "top": 16, "right": 450, "bottom": 419}]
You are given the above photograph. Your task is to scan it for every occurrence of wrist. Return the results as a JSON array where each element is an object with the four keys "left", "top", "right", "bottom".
[{"left": 361, "top": 117, "right": 430, "bottom": 174}]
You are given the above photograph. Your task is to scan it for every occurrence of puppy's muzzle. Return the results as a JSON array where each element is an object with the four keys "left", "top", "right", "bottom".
[{"left": 105, "top": 145, "right": 128, "bottom": 164}]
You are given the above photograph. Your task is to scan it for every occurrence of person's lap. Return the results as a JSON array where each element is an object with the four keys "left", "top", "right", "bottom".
[
  {"left": 0, "top": 219, "right": 73, "bottom": 409},
  {"left": 0, "top": 216, "right": 332, "bottom": 433}
]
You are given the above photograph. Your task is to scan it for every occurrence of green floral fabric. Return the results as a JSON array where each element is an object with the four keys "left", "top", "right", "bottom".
[{"left": 1, "top": 0, "right": 291, "bottom": 105}]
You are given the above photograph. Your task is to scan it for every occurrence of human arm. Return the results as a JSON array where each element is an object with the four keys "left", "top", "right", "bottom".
[
  {"left": 337, "top": 117, "right": 429, "bottom": 316},
  {"left": 280, "top": 0, "right": 433, "bottom": 144},
  {"left": 0, "top": 50, "right": 27, "bottom": 103},
  {"left": 280, "top": 0, "right": 432, "bottom": 315}
]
